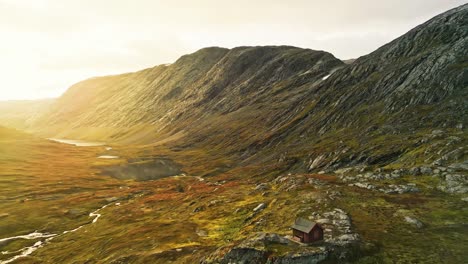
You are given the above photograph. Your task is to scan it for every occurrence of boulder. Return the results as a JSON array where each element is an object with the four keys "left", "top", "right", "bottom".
[
  {"left": 309, "top": 155, "right": 326, "bottom": 170},
  {"left": 255, "top": 183, "right": 270, "bottom": 191},
  {"left": 420, "top": 167, "right": 433, "bottom": 175},
  {"left": 404, "top": 216, "right": 424, "bottom": 228},
  {"left": 409, "top": 167, "right": 421, "bottom": 176},
  {"left": 0, "top": 213, "right": 9, "bottom": 219},
  {"left": 105, "top": 197, "right": 118, "bottom": 203},
  {"left": 438, "top": 174, "right": 468, "bottom": 194},
  {"left": 253, "top": 203, "right": 267, "bottom": 213}
]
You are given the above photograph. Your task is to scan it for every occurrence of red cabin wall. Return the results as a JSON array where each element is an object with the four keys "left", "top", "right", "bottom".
[
  {"left": 310, "top": 226, "right": 324, "bottom": 241},
  {"left": 293, "top": 226, "right": 323, "bottom": 243}
]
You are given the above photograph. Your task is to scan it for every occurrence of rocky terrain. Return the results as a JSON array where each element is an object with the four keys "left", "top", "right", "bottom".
[{"left": 0, "top": 3, "right": 467, "bottom": 264}]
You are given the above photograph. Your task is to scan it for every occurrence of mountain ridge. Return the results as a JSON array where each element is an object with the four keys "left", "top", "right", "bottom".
[{"left": 0, "top": 4, "right": 466, "bottom": 173}]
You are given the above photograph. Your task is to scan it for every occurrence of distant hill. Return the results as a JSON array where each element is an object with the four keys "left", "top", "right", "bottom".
[
  {"left": 0, "top": 99, "right": 54, "bottom": 129},
  {"left": 0, "top": 125, "right": 31, "bottom": 140},
  {"left": 343, "top": 59, "right": 356, "bottom": 64}
]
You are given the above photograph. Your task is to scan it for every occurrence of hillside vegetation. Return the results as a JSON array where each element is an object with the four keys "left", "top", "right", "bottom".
[{"left": 0, "top": 4, "right": 467, "bottom": 264}]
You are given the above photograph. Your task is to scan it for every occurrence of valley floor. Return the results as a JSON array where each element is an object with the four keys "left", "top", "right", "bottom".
[{"left": 0, "top": 130, "right": 467, "bottom": 263}]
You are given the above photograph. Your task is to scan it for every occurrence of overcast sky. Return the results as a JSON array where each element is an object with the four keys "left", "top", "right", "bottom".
[{"left": 0, "top": 0, "right": 465, "bottom": 100}]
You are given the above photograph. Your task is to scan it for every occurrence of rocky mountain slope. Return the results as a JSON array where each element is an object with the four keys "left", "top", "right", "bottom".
[
  {"left": 20, "top": 4, "right": 466, "bottom": 173},
  {"left": 252, "top": 3, "right": 468, "bottom": 171},
  {"left": 30, "top": 46, "right": 343, "bottom": 144}
]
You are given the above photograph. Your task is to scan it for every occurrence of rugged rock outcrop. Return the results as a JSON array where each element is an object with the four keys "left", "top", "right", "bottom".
[{"left": 203, "top": 207, "right": 361, "bottom": 264}]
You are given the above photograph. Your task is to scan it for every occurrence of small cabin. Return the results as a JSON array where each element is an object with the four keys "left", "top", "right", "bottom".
[{"left": 291, "top": 218, "right": 324, "bottom": 243}]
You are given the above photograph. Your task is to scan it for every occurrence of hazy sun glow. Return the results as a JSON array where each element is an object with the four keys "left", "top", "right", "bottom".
[{"left": 0, "top": 0, "right": 464, "bottom": 101}]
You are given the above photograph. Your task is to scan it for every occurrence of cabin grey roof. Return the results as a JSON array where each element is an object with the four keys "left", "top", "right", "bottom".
[{"left": 291, "top": 218, "right": 319, "bottom": 233}]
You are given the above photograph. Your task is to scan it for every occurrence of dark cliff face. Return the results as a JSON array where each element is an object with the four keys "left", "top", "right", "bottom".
[
  {"left": 306, "top": 5, "right": 468, "bottom": 125},
  {"left": 306, "top": 3, "right": 467, "bottom": 130},
  {"left": 15, "top": 4, "right": 468, "bottom": 171},
  {"left": 246, "top": 4, "right": 467, "bottom": 171}
]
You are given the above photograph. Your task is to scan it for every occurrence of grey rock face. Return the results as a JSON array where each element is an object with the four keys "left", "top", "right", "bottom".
[
  {"left": 438, "top": 174, "right": 468, "bottom": 193},
  {"left": 334, "top": 234, "right": 360, "bottom": 245},
  {"left": 449, "top": 161, "right": 468, "bottom": 171},
  {"left": 266, "top": 250, "right": 329, "bottom": 264},
  {"left": 207, "top": 232, "right": 329, "bottom": 264}
]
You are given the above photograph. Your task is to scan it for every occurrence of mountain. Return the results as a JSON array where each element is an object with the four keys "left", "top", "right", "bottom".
[
  {"left": 253, "top": 3, "right": 468, "bottom": 171},
  {"left": 30, "top": 46, "right": 345, "bottom": 145},
  {"left": 20, "top": 4, "right": 466, "bottom": 174}
]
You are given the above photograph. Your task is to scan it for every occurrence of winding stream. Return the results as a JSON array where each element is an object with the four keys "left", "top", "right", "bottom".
[{"left": 0, "top": 203, "right": 112, "bottom": 264}]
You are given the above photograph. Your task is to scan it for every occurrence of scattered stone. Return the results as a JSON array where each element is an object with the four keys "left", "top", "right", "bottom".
[
  {"left": 334, "top": 234, "right": 360, "bottom": 245},
  {"left": 255, "top": 183, "right": 270, "bottom": 191},
  {"left": 0, "top": 213, "right": 9, "bottom": 219},
  {"left": 420, "top": 167, "right": 433, "bottom": 175},
  {"left": 196, "top": 229, "right": 208, "bottom": 237},
  {"left": 253, "top": 203, "right": 266, "bottom": 213},
  {"left": 208, "top": 200, "right": 222, "bottom": 207},
  {"left": 308, "top": 178, "right": 327, "bottom": 187},
  {"left": 105, "top": 197, "right": 118, "bottom": 203},
  {"left": 193, "top": 206, "right": 205, "bottom": 213},
  {"left": 351, "top": 182, "right": 376, "bottom": 190},
  {"left": 334, "top": 167, "right": 353, "bottom": 174},
  {"left": 409, "top": 167, "right": 421, "bottom": 176},
  {"left": 309, "top": 155, "right": 326, "bottom": 170},
  {"left": 315, "top": 218, "right": 331, "bottom": 225},
  {"left": 384, "top": 184, "right": 420, "bottom": 194},
  {"left": 404, "top": 216, "right": 424, "bottom": 228},
  {"left": 65, "top": 208, "right": 86, "bottom": 218}
]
